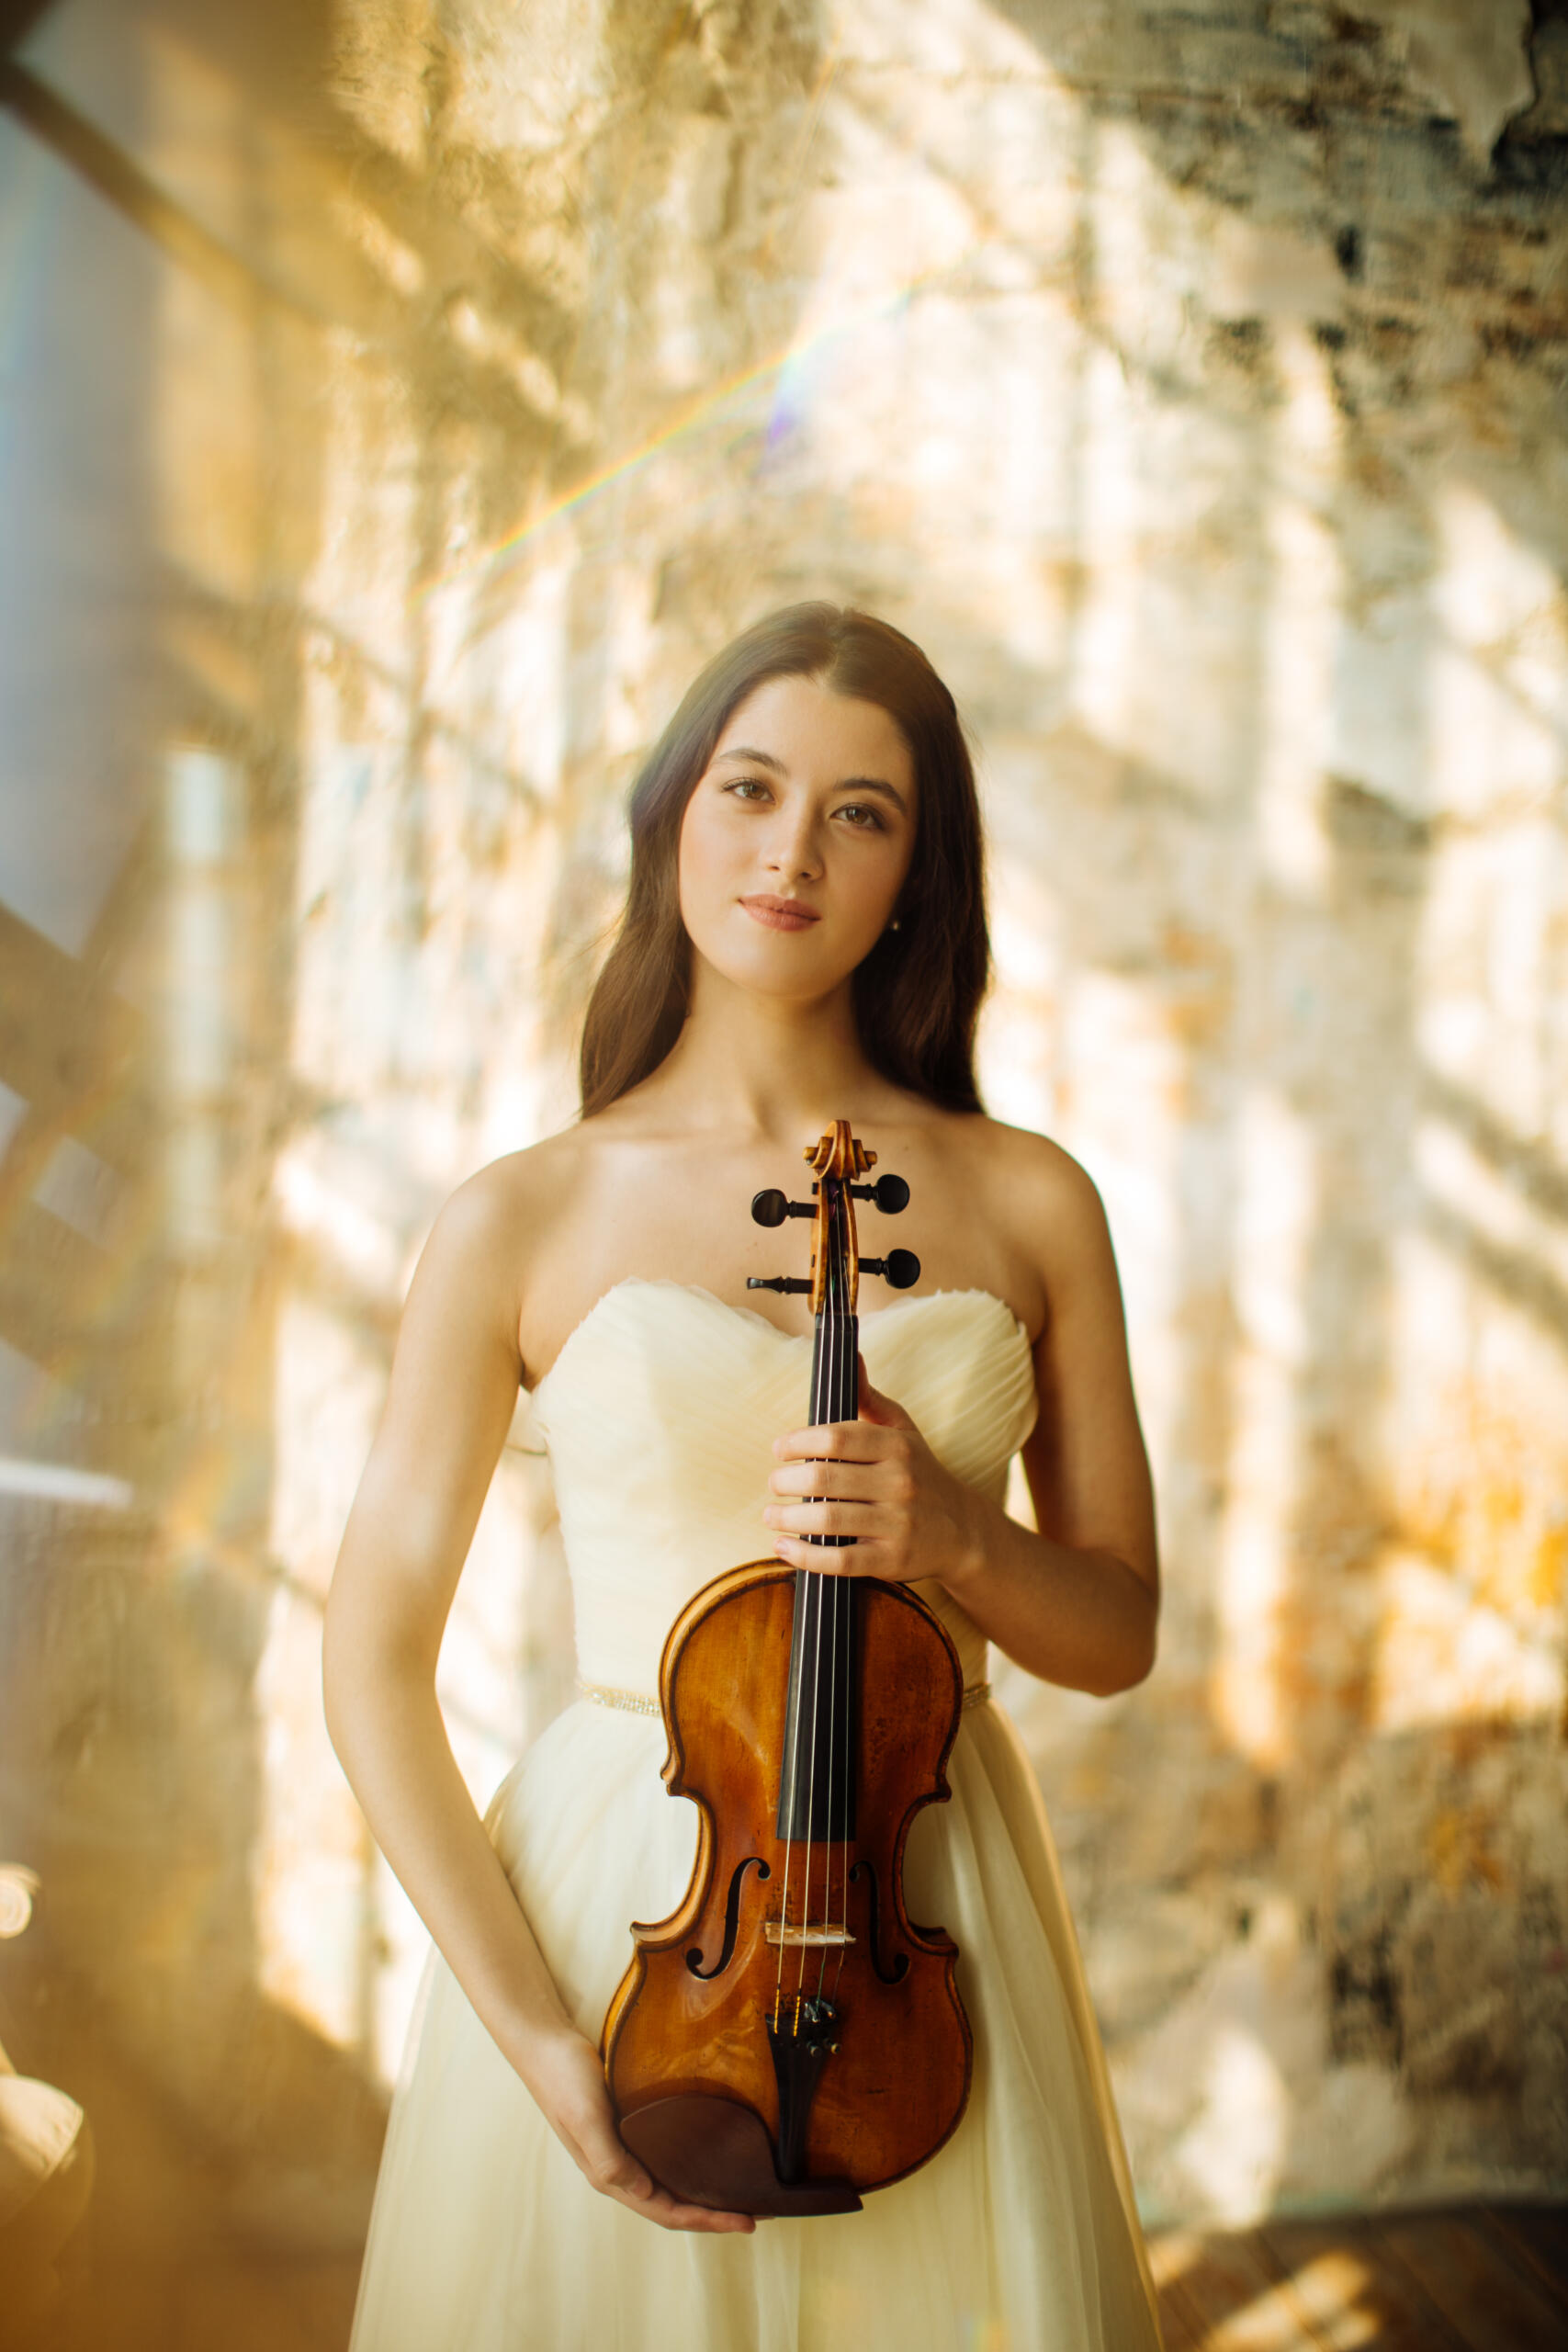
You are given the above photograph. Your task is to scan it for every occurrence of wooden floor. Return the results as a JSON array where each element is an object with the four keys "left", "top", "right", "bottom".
[
  {"left": 13, "top": 2114, "right": 1568, "bottom": 2352},
  {"left": 21, "top": 2207, "right": 1568, "bottom": 2350},
  {"left": 1150, "top": 2207, "right": 1568, "bottom": 2352}
]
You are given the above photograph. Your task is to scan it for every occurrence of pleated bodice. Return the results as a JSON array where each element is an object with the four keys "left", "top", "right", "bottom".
[{"left": 526, "top": 1279, "right": 1038, "bottom": 1695}]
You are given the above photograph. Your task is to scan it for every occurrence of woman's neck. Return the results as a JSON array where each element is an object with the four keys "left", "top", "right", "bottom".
[{"left": 638, "top": 964, "right": 891, "bottom": 1140}]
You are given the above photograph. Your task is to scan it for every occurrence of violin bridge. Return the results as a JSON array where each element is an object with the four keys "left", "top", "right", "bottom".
[{"left": 765, "top": 1924, "right": 855, "bottom": 1949}]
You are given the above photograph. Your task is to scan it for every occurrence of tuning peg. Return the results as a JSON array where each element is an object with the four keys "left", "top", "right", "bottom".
[
  {"left": 848, "top": 1173, "right": 909, "bottom": 1214},
  {"left": 751, "top": 1190, "right": 815, "bottom": 1228},
  {"left": 747, "top": 1275, "right": 813, "bottom": 1295},
  {"left": 860, "top": 1249, "right": 920, "bottom": 1290}
]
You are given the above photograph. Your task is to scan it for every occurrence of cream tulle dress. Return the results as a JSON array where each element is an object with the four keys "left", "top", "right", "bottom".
[{"left": 348, "top": 1281, "right": 1162, "bottom": 2352}]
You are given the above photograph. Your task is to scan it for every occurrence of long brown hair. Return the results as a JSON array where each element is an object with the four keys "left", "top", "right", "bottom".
[{"left": 578, "top": 604, "right": 990, "bottom": 1116}]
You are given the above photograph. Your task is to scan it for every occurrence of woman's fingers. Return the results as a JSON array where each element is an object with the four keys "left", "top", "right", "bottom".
[
  {"left": 574, "top": 2111, "right": 752, "bottom": 2232},
  {"left": 765, "top": 1452, "right": 915, "bottom": 1546},
  {"left": 627, "top": 2184, "right": 756, "bottom": 2233},
  {"left": 564, "top": 2098, "right": 652, "bottom": 2199},
  {"left": 766, "top": 1381, "right": 926, "bottom": 1566},
  {"left": 769, "top": 1531, "right": 889, "bottom": 1575},
  {"left": 552, "top": 2078, "right": 753, "bottom": 2233},
  {"left": 768, "top": 1458, "right": 879, "bottom": 1498},
  {"left": 581, "top": 2127, "right": 754, "bottom": 2233},
  {"left": 769, "top": 1365, "right": 917, "bottom": 1445},
  {"left": 769, "top": 1501, "right": 877, "bottom": 1540},
  {"left": 772, "top": 1419, "right": 890, "bottom": 1463},
  {"left": 529, "top": 2033, "right": 754, "bottom": 2234}
]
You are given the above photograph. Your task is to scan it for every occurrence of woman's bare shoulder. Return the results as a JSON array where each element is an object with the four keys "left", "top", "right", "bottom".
[
  {"left": 420, "top": 1125, "right": 600, "bottom": 1283},
  {"left": 941, "top": 1110, "right": 1102, "bottom": 1209},
  {"left": 404, "top": 1124, "right": 576, "bottom": 1298},
  {"left": 938, "top": 1113, "right": 1113, "bottom": 1280}
]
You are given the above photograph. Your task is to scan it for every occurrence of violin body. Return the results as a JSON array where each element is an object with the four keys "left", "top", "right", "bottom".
[
  {"left": 601, "top": 1122, "right": 974, "bottom": 2216},
  {"left": 602, "top": 1558, "right": 972, "bottom": 2212}
]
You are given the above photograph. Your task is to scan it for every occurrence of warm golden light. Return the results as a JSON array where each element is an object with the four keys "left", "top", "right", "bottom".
[{"left": 1, "top": 0, "right": 1562, "bottom": 2292}]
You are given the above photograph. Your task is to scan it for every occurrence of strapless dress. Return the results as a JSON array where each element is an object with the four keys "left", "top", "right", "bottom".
[{"left": 347, "top": 1281, "right": 1161, "bottom": 2351}]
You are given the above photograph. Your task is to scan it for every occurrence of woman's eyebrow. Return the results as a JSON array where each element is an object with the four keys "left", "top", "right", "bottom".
[
  {"left": 715, "top": 744, "right": 786, "bottom": 772},
  {"left": 714, "top": 746, "right": 908, "bottom": 815},
  {"left": 837, "top": 776, "right": 908, "bottom": 814}
]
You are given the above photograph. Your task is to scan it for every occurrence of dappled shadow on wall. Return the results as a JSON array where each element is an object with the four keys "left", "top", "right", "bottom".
[{"left": 0, "top": 0, "right": 1564, "bottom": 2294}]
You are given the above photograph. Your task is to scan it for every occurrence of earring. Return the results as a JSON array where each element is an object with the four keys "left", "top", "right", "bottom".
[{"left": 888, "top": 916, "right": 902, "bottom": 933}]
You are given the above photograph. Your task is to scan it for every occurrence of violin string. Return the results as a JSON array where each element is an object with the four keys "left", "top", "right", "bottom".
[
  {"left": 773, "top": 1576, "right": 801, "bottom": 2020},
  {"left": 801, "top": 1179, "right": 836, "bottom": 2007},
  {"left": 832, "top": 1192, "right": 851, "bottom": 1942},
  {"left": 833, "top": 1191, "right": 852, "bottom": 2002},
  {"left": 808, "top": 1552, "right": 822, "bottom": 2013},
  {"left": 837, "top": 1160, "right": 871, "bottom": 2003},
  {"left": 832, "top": 1197, "right": 851, "bottom": 1994},
  {"left": 802, "top": 1549, "right": 821, "bottom": 2008},
  {"left": 835, "top": 1189, "right": 858, "bottom": 1999},
  {"left": 818, "top": 1195, "right": 842, "bottom": 2004},
  {"left": 831, "top": 1635, "right": 851, "bottom": 2007},
  {"left": 776, "top": 1189, "right": 825, "bottom": 2024}
]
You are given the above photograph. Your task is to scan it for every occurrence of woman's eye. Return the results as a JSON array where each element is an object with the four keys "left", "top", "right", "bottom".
[
  {"left": 835, "top": 802, "right": 884, "bottom": 831},
  {"left": 726, "top": 778, "right": 772, "bottom": 802}
]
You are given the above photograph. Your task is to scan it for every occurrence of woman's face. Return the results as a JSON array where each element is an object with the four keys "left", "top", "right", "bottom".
[{"left": 677, "top": 673, "right": 917, "bottom": 1004}]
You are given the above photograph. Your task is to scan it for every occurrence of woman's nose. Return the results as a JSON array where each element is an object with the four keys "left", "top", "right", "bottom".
[{"left": 763, "top": 808, "right": 822, "bottom": 881}]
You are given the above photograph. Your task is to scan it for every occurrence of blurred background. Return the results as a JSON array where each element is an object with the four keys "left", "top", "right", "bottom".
[{"left": 0, "top": 0, "right": 1565, "bottom": 2344}]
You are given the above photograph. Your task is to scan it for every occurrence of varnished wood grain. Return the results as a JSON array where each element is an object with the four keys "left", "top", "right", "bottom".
[{"left": 604, "top": 1558, "right": 971, "bottom": 2199}]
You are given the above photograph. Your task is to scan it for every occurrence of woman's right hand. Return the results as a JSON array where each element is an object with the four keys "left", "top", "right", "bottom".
[{"left": 522, "top": 2028, "right": 755, "bottom": 2234}]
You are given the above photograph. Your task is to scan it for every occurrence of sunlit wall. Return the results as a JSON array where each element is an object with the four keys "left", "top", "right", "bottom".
[{"left": 1, "top": 0, "right": 1564, "bottom": 2244}]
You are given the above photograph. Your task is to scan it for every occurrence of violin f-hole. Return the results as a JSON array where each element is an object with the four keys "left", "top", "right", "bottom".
[
  {"left": 848, "top": 1858, "right": 909, "bottom": 1984},
  {"left": 685, "top": 1855, "right": 771, "bottom": 1980}
]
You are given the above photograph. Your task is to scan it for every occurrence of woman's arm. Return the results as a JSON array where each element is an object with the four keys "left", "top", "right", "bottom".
[
  {"left": 765, "top": 1150, "right": 1158, "bottom": 1697},
  {"left": 323, "top": 1170, "right": 751, "bottom": 2233}
]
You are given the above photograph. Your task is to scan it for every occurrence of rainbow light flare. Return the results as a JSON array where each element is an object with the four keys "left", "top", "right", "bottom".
[
  {"left": 410, "top": 17, "right": 856, "bottom": 606},
  {"left": 412, "top": 257, "right": 971, "bottom": 605}
]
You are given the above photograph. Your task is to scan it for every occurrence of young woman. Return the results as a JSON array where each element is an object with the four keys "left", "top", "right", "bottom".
[{"left": 326, "top": 605, "right": 1164, "bottom": 2349}]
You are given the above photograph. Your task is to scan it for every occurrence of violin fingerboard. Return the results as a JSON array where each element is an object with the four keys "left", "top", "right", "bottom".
[{"left": 776, "top": 1573, "right": 859, "bottom": 1843}]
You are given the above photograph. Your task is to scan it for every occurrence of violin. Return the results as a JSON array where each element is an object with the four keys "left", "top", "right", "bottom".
[{"left": 601, "top": 1122, "right": 973, "bottom": 2217}]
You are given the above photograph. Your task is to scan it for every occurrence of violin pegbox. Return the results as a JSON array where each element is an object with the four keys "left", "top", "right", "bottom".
[
  {"left": 803, "top": 1121, "right": 873, "bottom": 1186},
  {"left": 748, "top": 1120, "right": 919, "bottom": 1310}
]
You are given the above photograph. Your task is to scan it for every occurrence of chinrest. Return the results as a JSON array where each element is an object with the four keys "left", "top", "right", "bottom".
[{"left": 618, "top": 2095, "right": 863, "bottom": 2217}]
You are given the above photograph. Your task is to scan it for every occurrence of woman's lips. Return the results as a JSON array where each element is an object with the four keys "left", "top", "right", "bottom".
[{"left": 739, "top": 896, "right": 820, "bottom": 933}]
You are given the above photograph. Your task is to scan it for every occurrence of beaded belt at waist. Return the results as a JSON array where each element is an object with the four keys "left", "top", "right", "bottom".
[{"left": 577, "top": 1676, "right": 992, "bottom": 1718}]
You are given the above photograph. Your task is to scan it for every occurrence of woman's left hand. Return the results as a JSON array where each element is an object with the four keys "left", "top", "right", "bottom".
[{"left": 764, "top": 1356, "right": 985, "bottom": 1589}]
